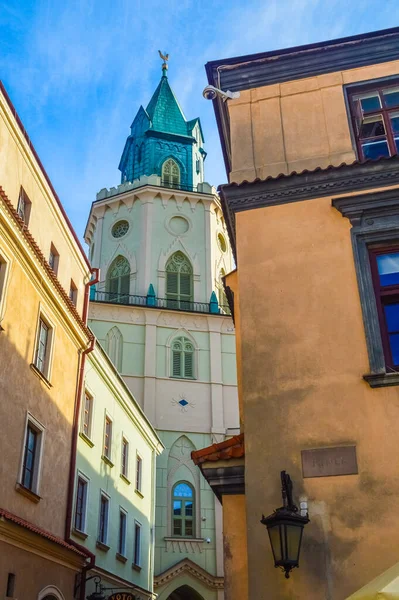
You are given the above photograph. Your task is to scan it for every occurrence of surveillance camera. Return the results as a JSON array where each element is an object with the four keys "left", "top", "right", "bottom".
[
  {"left": 205, "top": 537, "right": 211, "bottom": 544},
  {"left": 202, "top": 85, "right": 240, "bottom": 102}
]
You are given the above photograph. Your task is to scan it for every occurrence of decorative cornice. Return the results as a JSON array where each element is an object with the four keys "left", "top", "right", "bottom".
[
  {"left": 199, "top": 464, "right": 245, "bottom": 503},
  {"left": 220, "top": 157, "right": 399, "bottom": 258},
  {"left": 332, "top": 187, "right": 399, "bottom": 226},
  {"left": 154, "top": 558, "right": 224, "bottom": 590}
]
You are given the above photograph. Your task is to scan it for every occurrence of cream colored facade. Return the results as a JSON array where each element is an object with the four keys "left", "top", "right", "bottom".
[
  {"left": 205, "top": 28, "right": 399, "bottom": 600},
  {"left": 73, "top": 341, "right": 163, "bottom": 599},
  {"left": 0, "top": 82, "right": 92, "bottom": 599}
]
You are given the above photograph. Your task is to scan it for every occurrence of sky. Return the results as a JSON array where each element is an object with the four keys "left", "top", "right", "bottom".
[{"left": 1, "top": 0, "right": 399, "bottom": 245}]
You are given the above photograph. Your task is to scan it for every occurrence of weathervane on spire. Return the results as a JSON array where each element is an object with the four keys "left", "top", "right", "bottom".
[{"left": 158, "top": 50, "right": 169, "bottom": 75}]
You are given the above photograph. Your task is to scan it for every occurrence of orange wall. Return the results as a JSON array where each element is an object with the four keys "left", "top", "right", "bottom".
[
  {"left": 227, "top": 59, "right": 399, "bottom": 183},
  {"left": 234, "top": 191, "right": 399, "bottom": 599},
  {"left": 223, "top": 495, "right": 248, "bottom": 600}
]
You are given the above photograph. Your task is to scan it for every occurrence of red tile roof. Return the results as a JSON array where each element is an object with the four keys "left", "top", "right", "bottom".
[
  {"left": 220, "top": 155, "right": 399, "bottom": 190},
  {"left": 0, "top": 507, "right": 88, "bottom": 557},
  {"left": 191, "top": 434, "right": 245, "bottom": 465},
  {"left": 0, "top": 186, "right": 93, "bottom": 342}
]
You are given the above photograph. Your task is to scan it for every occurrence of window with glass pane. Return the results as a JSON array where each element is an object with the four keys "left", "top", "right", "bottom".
[
  {"left": 106, "top": 255, "right": 130, "bottom": 302},
  {"left": 162, "top": 158, "right": 180, "bottom": 188},
  {"left": 17, "top": 187, "right": 32, "bottom": 226},
  {"left": 134, "top": 521, "right": 141, "bottom": 565},
  {"left": 136, "top": 454, "right": 142, "bottom": 492},
  {"left": 165, "top": 252, "right": 193, "bottom": 309},
  {"left": 171, "top": 336, "right": 195, "bottom": 379},
  {"left": 48, "top": 243, "right": 59, "bottom": 274},
  {"left": 104, "top": 417, "right": 112, "bottom": 459},
  {"left": 22, "top": 424, "right": 38, "bottom": 490},
  {"left": 98, "top": 493, "right": 109, "bottom": 544},
  {"left": 122, "top": 438, "right": 129, "bottom": 477},
  {"left": 83, "top": 392, "right": 93, "bottom": 438},
  {"left": 74, "top": 476, "right": 88, "bottom": 531},
  {"left": 369, "top": 247, "right": 399, "bottom": 368},
  {"left": 118, "top": 510, "right": 127, "bottom": 556},
  {"left": 349, "top": 81, "right": 399, "bottom": 160},
  {"left": 172, "top": 482, "right": 195, "bottom": 537},
  {"left": 34, "top": 318, "right": 50, "bottom": 375}
]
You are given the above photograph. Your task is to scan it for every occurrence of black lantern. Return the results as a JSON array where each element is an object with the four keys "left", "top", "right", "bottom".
[
  {"left": 261, "top": 471, "right": 309, "bottom": 579},
  {"left": 86, "top": 577, "right": 106, "bottom": 600}
]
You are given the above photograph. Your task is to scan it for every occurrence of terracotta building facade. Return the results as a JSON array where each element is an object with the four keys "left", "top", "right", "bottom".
[{"left": 202, "top": 26, "right": 399, "bottom": 600}]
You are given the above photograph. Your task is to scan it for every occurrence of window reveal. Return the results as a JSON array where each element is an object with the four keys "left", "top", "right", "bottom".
[
  {"left": 75, "top": 476, "right": 88, "bottom": 531},
  {"left": 22, "top": 424, "right": 38, "bottom": 490}
]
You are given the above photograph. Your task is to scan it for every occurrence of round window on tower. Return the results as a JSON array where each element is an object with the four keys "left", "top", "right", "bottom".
[
  {"left": 112, "top": 220, "right": 130, "bottom": 239},
  {"left": 169, "top": 216, "right": 189, "bottom": 235},
  {"left": 218, "top": 233, "right": 227, "bottom": 253}
]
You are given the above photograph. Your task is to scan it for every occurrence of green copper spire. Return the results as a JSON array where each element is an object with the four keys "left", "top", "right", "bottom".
[{"left": 118, "top": 51, "right": 207, "bottom": 189}]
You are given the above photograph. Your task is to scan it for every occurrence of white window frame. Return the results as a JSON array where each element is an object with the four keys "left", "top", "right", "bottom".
[
  {"left": 18, "top": 412, "right": 45, "bottom": 496},
  {"left": 135, "top": 452, "right": 143, "bottom": 494},
  {"left": 103, "top": 413, "right": 113, "bottom": 462},
  {"left": 121, "top": 435, "right": 129, "bottom": 479},
  {"left": 81, "top": 387, "right": 94, "bottom": 441},
  {"left": 74, "top": 471, "right": 89, "bottom": 534},
  {"left": 0, "top": 249, "right": 11, "bottom": 323},
  {"left": 32, "top": 307, "right": 55, "bottom": 381},
  {"left": 133, "top": 520, "right": 142, "bottom": 566},
  {"left": 98, "top": 490, "right": 110, "bottom": 546},
  {"left": 118, "top": 507, "right": 128, "bottom": 557}
]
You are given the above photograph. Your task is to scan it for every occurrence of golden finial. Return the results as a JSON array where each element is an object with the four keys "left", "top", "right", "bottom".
[{"left": 158, "top": 50, "right": 169, "bottom": 74}]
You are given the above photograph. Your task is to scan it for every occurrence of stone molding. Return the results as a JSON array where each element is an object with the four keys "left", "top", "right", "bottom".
[
  {"left": 154, "top": 557, "right": 224, "bottom": 590},
  {"left": 333, "top": 187, "right": 399, "bottom": 385},
  {"left": 220, "top": 156, "right": 399, "bottom": 258},
  {"left": 164, "top": 537, "right": 204, "bottom": 554}
]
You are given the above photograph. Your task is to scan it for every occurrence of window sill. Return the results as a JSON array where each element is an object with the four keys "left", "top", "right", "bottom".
[
  {"left": 30, "top": 363, "right": 52, "bottom": 388},
  {"left": 132, "top": 563, "right": 142, "bottom": 572},
  {"left": 116, "top": 552, "right": 128, "bottom": 564},
  {"left": 363, "top": 372, "right": 399, "bottom": 388},
  {"left": 72, "top": 528, "right": 88, "bottom": 540},
  {"left": 15, "top": 482, "right": 41, "bottom": 503},
  {"left": 135, "top": 488, "right": 144, "bottom": 499},
  {"left": 120, "top": 474, "right": 131, "bottom": 485},
  {"left": 169, "top": 376, "right": 196, "bottom": 381},
  {"left": 101, "top": 455, "right": 114, "bottom": 468},
  {"left": 96, "top": 540, "right": 110, "bottom": 552},
  {"left": 79, "top": 432, "right": 94, "bottom": 448}
]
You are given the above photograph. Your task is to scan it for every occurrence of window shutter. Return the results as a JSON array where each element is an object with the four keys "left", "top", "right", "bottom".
[
  {"left": 180, "top": 273, "right": 191, "bottom": 298},
  {"left": 184, "top": 351, "right": 193, "bottom": 378},
  {"left": 167, "top": 272, "right": 178, "bottom": 296},
  {"left": 172, "top": 350, "right": 181, "bottom": 376}
]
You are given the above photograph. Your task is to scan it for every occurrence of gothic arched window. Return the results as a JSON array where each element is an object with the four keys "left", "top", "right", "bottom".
[
  {"left": 172, "top": 482, "right": 194, "bottom": 537},
  {"left": 171, "top": 336, "right": 195, "bottom": 379},
  {"left": 105, "top": 326, "right": 123, "bottom": 371},
  {"left": 166, "top": 252, "right": 193, "bottom": 310},
  {"left": 106, "top": 256, "right": 130, "bottom": 302},
  {"left": 162, "top": 158, "right": 180, "bottom": 188}
]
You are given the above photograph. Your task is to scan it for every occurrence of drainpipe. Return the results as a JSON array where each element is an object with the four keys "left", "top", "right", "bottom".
[{"left": 65, "top": 268, "right": 100, "bottom": 600}]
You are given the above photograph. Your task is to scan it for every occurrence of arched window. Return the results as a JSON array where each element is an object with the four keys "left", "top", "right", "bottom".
[
  {"left": 171, "top": 336, "right": 195, "bottom": 379},
  {"left": 166, "top": 252, "right": 193, "bottom": 309},
  {"left": 106, "top": 326, "right": 123, "bottom": 371},
  {"left": 106, "top": 255, "right": 130, "bottom": 302},
  {"left": 172, "top": 482, "right": 194, "bottom": 537},
  {"left": 162, "top": 158, "right": 180, "bottom": 188}
]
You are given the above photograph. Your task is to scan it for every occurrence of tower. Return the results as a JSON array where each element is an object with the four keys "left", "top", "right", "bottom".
[{"left": 85, "top": 55, "right": 239, "bottom": 600}]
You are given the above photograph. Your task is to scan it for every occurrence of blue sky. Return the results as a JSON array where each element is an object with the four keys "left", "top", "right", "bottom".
[{"left": 1, "top": 0, "right": 399, "bottom": 245}]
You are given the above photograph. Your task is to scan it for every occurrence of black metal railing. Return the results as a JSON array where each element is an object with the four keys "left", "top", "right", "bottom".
[{"left": 91, "top": 290, "right": 231, "bottom": 315}]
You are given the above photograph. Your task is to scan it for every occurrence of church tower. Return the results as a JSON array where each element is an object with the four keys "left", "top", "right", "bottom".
[{"left": 85, "top": 55, "right": 239, "bottom": 600}]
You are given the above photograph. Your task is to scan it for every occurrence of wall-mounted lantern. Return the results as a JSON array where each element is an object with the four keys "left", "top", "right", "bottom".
[{"left": 261, "top": 471, "right": 309, "bottom": 579}]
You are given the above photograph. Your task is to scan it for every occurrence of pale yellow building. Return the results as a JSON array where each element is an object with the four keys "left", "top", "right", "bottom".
[{"left": 0, "top": 82, "right": 94, "bottom": 599}]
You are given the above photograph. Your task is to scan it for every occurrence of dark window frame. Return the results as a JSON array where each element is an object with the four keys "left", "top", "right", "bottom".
[
  {"left": 133, "top": 521, "right": 141, "bottom": 566},
  {"left": 74, "top": 475, "right": 88, "bottom": 532},
  {"left": 22, "top": 424, "right": 38, "bottom": 490},
  {"left": 368, "top": 245, "right": 399, "bottom": 370},
  {"left": 347, "top": 78, "right": 399, "bottom": 161},
  {"left": 118, "top": 509, "right": 127, "bottom": 556},
  {"left": 98, "top": 492, "right": 109, "bottom": 545},
  {"left": 82, "top": 391, "right": 93, "bottom": 439},
  {"left": 121, "top": 438, "right": 129, "bottom": 478},
  {"left": 17, "top": 187, "right": 32, "bottom": 226}
]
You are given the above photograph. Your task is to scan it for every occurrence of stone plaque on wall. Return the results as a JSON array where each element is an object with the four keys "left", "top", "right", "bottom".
[{"left": 301, "top": 446, "right": 358, "bottom": 478}]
